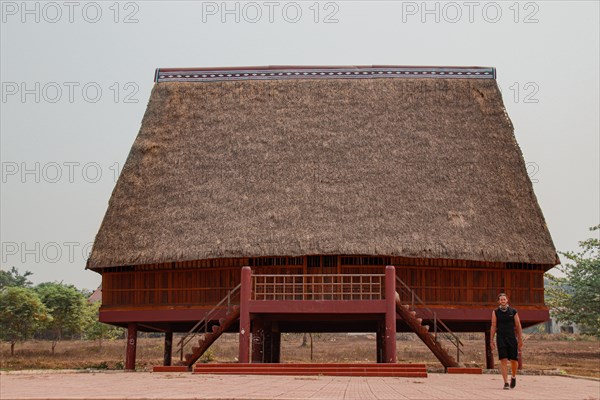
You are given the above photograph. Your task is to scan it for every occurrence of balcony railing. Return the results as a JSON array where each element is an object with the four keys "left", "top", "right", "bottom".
[{"left": 252, "top": 274, "right": 385, "bottom": 301}]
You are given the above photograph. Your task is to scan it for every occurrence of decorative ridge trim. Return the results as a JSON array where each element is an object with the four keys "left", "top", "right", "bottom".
[{"left": 154, "top": 66, "right": 496, "bottom": 83}]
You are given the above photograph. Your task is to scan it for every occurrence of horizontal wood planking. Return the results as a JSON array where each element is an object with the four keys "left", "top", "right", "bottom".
[{"left": 101, "top": 256, "right": 545, "bottom": 308}]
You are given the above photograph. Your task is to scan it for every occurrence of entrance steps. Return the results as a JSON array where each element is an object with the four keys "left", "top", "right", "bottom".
[{"left": 192, "top": 363, "right": 427, "bottom": 377}]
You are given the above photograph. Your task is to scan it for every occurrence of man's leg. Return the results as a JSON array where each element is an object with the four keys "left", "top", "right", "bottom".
[
  {"left": 500, "top": 359, "right": 509, "bottom": 384},
  {"left": 510, "top": 360, "right": 518, "bottom": 388}
]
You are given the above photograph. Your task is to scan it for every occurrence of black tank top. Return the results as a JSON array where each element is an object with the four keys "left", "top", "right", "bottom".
[{"left": 495, "top": 306, "right": 517, "bottom": 336}]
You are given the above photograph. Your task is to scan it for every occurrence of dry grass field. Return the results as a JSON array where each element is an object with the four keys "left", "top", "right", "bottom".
[{"left": 1, "top": 333, "right": 598, "bottom": 378}]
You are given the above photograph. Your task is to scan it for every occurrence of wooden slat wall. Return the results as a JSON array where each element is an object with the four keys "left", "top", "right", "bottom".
[{"left": 101, "top": 256, "right": 546, "bottom": 307}]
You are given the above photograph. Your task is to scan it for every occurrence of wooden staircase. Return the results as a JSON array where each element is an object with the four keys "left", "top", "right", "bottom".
[
  {"left": 395, "top": 277, "right": 463, "bottom": 369},
  {"left": 176, "top": 284, "right": 241, "bottom": 369},
  {"left": 182, "top": 305, "right": 240, "bottom": 367},
  {"left": 193, "top": 363, "right": 427, "bottom": 377}
]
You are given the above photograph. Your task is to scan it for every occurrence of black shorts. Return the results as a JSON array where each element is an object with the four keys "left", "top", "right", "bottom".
[{"left": 497, "top": 335, "right": 518, "bottom": 361}]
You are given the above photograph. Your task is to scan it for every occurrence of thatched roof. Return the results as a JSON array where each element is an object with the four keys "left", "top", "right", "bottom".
[{"left": 87, "top": 66, "right": 557, "bottom": 270}]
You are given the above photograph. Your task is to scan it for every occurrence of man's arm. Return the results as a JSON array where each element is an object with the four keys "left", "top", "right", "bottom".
[
  {"left": 514, "top": 313, "right": 523, "bottom": 348},
  {"left": 490, "top": 311, "right": 497, "bottom": 349}
]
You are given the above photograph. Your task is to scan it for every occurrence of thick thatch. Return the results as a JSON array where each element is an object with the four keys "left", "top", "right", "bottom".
[{"left": 88, "top": 66, "right": 557, "bottom": 269}]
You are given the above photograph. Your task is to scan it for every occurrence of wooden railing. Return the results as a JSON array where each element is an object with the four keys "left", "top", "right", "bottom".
[
  {"left": 176, "top": 283, "right": 241, "bottom": 361},
  {"left": 252, "top": 274, "right": 385, "bottom": 301},
  {"left": 396, "top": 276, "right": 464, "bottom": 363}
]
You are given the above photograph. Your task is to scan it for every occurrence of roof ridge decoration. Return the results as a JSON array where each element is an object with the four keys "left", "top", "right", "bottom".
[{"left": 155, "top": 66, "right": 496, "bottom": 83}]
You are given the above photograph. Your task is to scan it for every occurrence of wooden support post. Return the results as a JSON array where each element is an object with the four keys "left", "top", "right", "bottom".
[
  {"left": 125, "top": 322, "right": 138, "bottom": 371},
  {"left": 271, "top": 323, "right": 281, "bottom": 363},
  {"left": 484, "top": 329, "right": 494, "bottom": 369},
  {"left": 252, "top": 318, "right": 265, "bottom": 363},
  {"left": 163, "top": 331, "right": 173, "bottom": 366},
  {"left": 263, "top": 321, "right": 273, "bottom": 363},
  {"left": 239, "top": 266, "right": 252, "bottom": 363},
  {"left": 376, "top": 321, "right": 384, "bottom": 363},
  {"left": 385, "top": 266, "right": 397, "bottom": 363}
]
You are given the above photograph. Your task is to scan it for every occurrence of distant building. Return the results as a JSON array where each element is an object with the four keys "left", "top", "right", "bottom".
[
  {"left": 87, "top": 286, "right": 101, "bottom": 303},
  {"left": 544, "top": 316, "right": 581, "bottom": 334}
]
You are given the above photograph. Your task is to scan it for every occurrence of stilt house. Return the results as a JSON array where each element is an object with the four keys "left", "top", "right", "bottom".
[{"left": 87, "top": 66, "right": 558, "bottom": 372}]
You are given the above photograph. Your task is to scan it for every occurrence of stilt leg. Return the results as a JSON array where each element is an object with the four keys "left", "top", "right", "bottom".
[
  {"left": 485, "top": 329, "right": 494, "bottom": 369},
  {"left": 163, "top": 331, "right": 173, "bottom": 366},
  {"left": 125, "top": 323, "right": 138, "bottom": 371}
]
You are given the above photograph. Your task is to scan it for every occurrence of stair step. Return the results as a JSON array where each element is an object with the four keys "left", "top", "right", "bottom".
[
  {"left": 191, "top": 363, "right": 427, "bottom": 378},
  {"left": 194, "top": 371, "right": 428, "bottom": 377},
  {"left": 194, "top": 368, "right": 427, "bottom": 374},
  {"left": 395, "top": 298, "right": 461, "bottom": 369}
]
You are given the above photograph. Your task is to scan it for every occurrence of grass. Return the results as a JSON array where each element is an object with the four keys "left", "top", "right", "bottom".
[{"left": 1, "top": 333, "right": 598, "bottom": 378}]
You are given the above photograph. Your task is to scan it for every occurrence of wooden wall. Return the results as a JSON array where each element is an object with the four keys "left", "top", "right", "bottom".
[{"left": 100, "top": 256, "right": 546, "bottom": 308}]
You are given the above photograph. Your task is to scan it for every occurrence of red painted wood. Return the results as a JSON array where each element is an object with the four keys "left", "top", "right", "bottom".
[
  {"left": 385, "top": 266, "right": 397, "bottom": 363},
  {"left": 485, "top": 329, "right": 494, "bottom": 369},
  {"left": 163, "top": 331, "right": 173, "bottom": 366},
  {"left": 239, "top": 266, "right": 251, "bottom": 363},
  {"left": 125, "top": 323, "right": 137, "bottom": 370},
  {"left": 192, "top": 363, "right": 428, "bottom": 377},
  {"left": 248, "top": 300, "right": 386, "bottom": 314},
  {"left": 100, "top": 306, "right": 549, "bottom": 325}
]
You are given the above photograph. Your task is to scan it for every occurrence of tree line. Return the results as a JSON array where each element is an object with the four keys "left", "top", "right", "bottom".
[
  {"left": 0, "top": 269, "right": 123, "bottom": 355},
  {"left": 1, "top": 226, "right": 598, "bottom": 356},
  {"left": 545, "top": 225, "right": 599, "bottom": 337}
]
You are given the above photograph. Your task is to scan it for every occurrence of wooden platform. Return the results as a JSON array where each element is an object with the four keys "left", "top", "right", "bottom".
[{"left": 189, "top": 363, "right": 428, "bottom": 377}]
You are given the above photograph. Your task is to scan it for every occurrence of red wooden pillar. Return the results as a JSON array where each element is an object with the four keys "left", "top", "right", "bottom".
[
  {"left": 385, "top": 266, "right": 397, "bottom": 363},
  {"left": 125, "top": 322, "right": 137, "bottom": 371},
  {"left": 163, "top": 331, "right": 173, "bottom": 366},
  {"left": 376, "top": 320, "right": 384, "bottom": 363},
  {"left": 239, "top": 266, "right": 252, "bottom": 363},
  {"left": 484, "top": 329, "right": 494, "bottom": 369}
]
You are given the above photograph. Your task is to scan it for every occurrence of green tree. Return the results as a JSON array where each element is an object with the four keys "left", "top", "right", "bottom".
[
  {"left": 545, "top": 225, "right": 600, "bottom": 337},
  {"left": 0, "top": 267, "right": 33, "bottom": 289},
  {"left": 35, "top": 282, "right": 88, "bottom": 354},
  {"left": 83, "top": 301, "right": 124, "bottom": 347},
  {"left": 0, "top": 287, "right": 51, "bottom": 355}
]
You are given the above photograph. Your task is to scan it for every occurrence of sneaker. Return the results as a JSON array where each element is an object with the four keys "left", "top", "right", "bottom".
[
  {"left": 510, "top": 377, "right": 516, "bottom": 389},
  {"left": 503, "top": 383, "right": 510, "bottom": 390}
]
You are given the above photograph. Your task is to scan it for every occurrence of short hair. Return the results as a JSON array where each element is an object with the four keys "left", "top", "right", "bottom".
[{"left": 497, "top": 292, "right": 508, "bottom": 300}]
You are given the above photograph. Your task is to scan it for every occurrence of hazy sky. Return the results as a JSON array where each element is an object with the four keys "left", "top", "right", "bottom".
[{"left": 1, "top": 1, "right": 598, "bottom": 291}]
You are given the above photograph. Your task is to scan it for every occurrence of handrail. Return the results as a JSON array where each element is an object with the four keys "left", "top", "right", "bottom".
[
  {"left": 395, "top": 276, "right": 464, "bottom": 362},
  {"left": 176, "top": 283, "right": 241, "bottom": 361}
]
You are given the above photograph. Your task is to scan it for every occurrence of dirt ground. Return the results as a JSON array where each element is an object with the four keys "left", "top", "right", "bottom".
[{"left": 1, "top": 333, "right": 598, "bottom": 378}]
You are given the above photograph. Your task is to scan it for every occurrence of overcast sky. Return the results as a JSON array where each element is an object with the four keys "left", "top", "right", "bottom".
[{"left": 1, "top": 1, "right": 598, "bottom": 291}]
